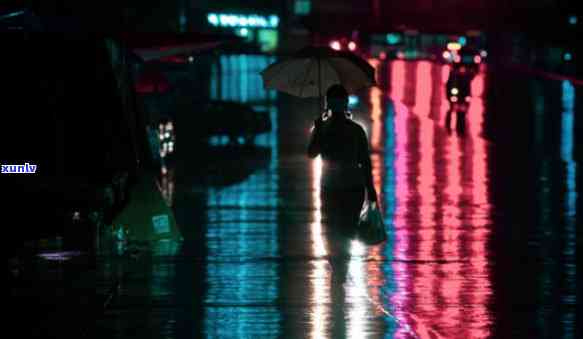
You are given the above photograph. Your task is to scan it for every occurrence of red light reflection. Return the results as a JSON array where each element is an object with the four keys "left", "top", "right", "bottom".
[{"left": 386, "top": 60, "right": 492, "bottom": 338}]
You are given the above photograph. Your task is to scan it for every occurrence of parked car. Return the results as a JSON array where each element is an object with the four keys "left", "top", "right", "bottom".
[{"left": 199, "top": 101, "right": 271, "bottom": 144}]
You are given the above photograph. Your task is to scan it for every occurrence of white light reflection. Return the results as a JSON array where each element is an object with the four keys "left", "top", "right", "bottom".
[
  {"left": 347, "top": 240, "right": 370, "bottom": 339},
  {"left": 311, "top": 155, "right": 373, "bottom": 338},
  {"left": 310, "top": 156, "right": 330, "bottom": 339}
]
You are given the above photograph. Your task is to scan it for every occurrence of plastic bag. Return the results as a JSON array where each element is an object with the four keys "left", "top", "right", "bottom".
[{"left": 357, "top": 202, "right": 387, "bottom": 245}]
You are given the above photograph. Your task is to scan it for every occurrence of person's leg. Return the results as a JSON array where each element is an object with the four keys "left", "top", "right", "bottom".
[
  {"left": 321, "top": 189, "right": 349, "bottom": 256},
  {"left": 337, "top": 187, "right": 365, "bottom": 238}
]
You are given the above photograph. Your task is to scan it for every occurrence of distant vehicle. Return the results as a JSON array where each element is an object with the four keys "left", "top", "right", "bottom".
[
  {"left": 329, "top": 37, "right": 359, "bottom": 52},
  {"left": 199, "top": 101, "right": 271, "bottom": 145},
  {"left": 446, "top": 64, "right": 474, "bottom": 111}
]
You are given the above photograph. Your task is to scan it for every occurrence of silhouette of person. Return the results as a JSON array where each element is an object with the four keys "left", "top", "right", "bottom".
[
  {"left": 307, "top": 84, "right": 378, "bottom": 283},
  {"left": 445, "top": 109, "right": 467, "bottom": 136},
  {"left": 446, "top": 64, "right": 473, "bottom": 110}
]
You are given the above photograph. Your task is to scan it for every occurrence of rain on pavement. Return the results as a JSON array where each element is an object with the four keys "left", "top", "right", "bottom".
[{"left": 97, "top": 55, "right": 579, "bottom": 339}]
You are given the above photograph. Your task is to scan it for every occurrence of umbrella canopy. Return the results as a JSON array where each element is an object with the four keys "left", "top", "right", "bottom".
[{"left": 260, "top": 46, "right": 376, "bottom": 100}]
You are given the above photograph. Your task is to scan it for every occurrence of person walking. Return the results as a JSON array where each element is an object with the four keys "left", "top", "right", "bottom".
[{"left": 307, "top": 84, "right": 378, "bottom": 261}]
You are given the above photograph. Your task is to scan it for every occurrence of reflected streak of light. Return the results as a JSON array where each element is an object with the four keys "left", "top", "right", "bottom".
[
  {"left": 367, "top": 59, "right": 387, "bottom": 316},
  {"left": 415, "top": 61, "right": 435, "bottom": 261},
  {"left": 160, "top": 167, "right": 175, "bottom": 207},
  {"left": 311, "top": 156, "right": 327, "bottom": 257},
  {"left": 370, "top": 84, "right": 383, "bottom": 197},
  {"left": 369, "top": 58, "right": 384, "bottom": 152},
  {"left": 390, "top": 60, "right": 406, "bottom": 103},
  {"left": 471, "top": 72, "right": 485, "bottom": 98},
  {"left": 311, "top": 260, "right": 329, "bottom": 339},
  {"left": 467, "top": 69, "right": 492, "bottom": 338},
  {"left": 414, "top": 62, "right": 438, "bottom": 323},
  {"left": 389, "top": 60, "right": 413, "bottom": 338},
  {"left": 442, "top": 134, "right": 463, "bottom": 333},
  {"left": 348, "top": 240, "right": 368, "bottom": 339},
  {"left": 437, "top": 66, "right": 463, "bottom": 335},
  {"left": 203, "top": 55, "right": 281, "bottom": 338},
  {"left": 310, "top": 156, "right": 330, "bottom": 339},
  {"left": 560, "top": 80, "right": 576, "bottom": 338},
  {"left": 367, "top": 244, "right": 386, "bottom": 317}
]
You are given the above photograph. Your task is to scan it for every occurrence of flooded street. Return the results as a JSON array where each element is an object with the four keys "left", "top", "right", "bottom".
[{"left": 97, "top": 55, "right": 579, "bottom": 339}]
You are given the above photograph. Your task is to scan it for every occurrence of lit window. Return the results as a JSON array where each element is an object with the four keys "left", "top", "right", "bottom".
[
  {"left": 258, "top": 29, "right": 279, "bottom": 52},
  {"left": 294, "top": 0, "right": 311, "bottom": 15},
  {"left": 207, "top": 13, "right": 219, "bottom": 26}
]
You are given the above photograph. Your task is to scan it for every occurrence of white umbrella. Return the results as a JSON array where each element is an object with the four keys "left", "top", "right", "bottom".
[{"left": 260, "top": 46, "right": 376, "bottom": 114}]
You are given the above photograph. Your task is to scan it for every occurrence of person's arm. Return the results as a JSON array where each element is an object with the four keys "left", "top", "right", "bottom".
[
  {"left": 307, "top": 117, "right": 324, "bottom": 158},
  {"left": 358, "top": 127, "right": 377, "bottom": 202}
]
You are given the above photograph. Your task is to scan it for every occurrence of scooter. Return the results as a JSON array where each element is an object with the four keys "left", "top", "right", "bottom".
[
  {"left": 446, "top": 65, "right": 473, "bottom": 112},
  {"left": 446, "top": 81, "right": 471, "bottom": 112}
]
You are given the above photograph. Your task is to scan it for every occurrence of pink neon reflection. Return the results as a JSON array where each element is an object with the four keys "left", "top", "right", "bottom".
[
  {"left": 387, "top": 60, "right": 492, "bottom": 338},
  {"left": 389, "top": 60, "right": 414, "bottom": 339}
]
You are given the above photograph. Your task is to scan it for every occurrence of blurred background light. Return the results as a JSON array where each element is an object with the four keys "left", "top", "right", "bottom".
[
  {"left": 564, "top": 52, "right": 573, "bottom": 62},
  {"left": 330, "top": 40, "right": 341, "bottom": 51},
  {"left": 386, "top": 33, "right": 401, "bottom": 45}
]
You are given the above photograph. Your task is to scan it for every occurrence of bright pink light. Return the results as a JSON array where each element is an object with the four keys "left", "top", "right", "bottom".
[
  {"left": 348, "top": 41, "right": 357, "bottom": 51},
  {"left": 330, "top": 40, "right": 341, "bottom": 51},
  {"left": 471, "top": 70, "right": 486, "bottom": 98},
  {"left": 389, "top": 60, "right": 406, "bottom": 102},
  {"left": 474, "top": 55, "right": 482, "bottom": 64},
  {"left": 415, "top": 61, "right": 436, "bottom": 272}
]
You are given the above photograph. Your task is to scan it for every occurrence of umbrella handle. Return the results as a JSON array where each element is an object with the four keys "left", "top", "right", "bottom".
[{"left": 318, "top": 57, "right": 322, "bottom": 116}]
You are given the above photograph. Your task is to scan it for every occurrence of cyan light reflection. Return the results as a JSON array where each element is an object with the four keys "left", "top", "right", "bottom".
[
  {"left": 560, "top": 80, "right": 576, "bottom": 338},
  {"left": 212, "top": 55, "right": 277, "bottom": 103},
  {"left": 209, "top": 55, "right": 278, "bottom": 150},
  {"left": 382, "top": 84, "right": 399, "bottom": 338},
  {"left": 561, "top": 80, "right": 576, "bottom": 216},
  {"left": 204, "top": 55, "right": 280, "bottom": 338}
]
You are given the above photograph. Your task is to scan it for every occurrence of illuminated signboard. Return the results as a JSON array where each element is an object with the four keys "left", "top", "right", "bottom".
[{"left": 207, "top": 13, "right": 279, "bottom": 28}]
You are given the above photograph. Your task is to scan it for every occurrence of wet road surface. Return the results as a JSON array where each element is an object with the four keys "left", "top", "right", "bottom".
[{"left": 97, "top": 56, "right": 580, "bottom": 339}]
